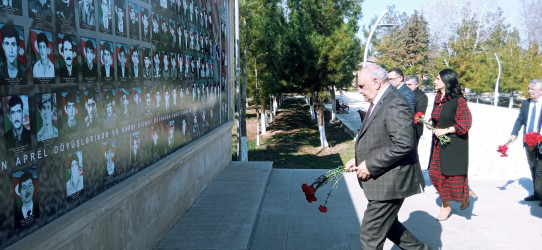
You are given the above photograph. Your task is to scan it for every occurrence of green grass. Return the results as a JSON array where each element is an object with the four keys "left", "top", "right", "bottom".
[{"left": 232, "top": 97, "right": 356, "bottom": 169}]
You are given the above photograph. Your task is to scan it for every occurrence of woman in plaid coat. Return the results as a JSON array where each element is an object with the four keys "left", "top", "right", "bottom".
[{"left": 428, "top": 68, "right": 472, "bottom": 221}]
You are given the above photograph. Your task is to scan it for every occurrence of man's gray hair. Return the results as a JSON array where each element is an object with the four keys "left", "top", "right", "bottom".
[
  {"left": 529, "top": 79, "right": 542, "bottom": 90},
  {"left": 361, "top": 64, "right": 388, "bottom": 82},
  {"left": 405, "top": 75, "right": 418, "bottom": 83}
]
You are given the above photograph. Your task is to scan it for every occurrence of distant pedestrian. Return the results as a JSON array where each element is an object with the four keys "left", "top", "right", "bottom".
[
  {"left": 406, "top": 75, "right": 428, "bottom": 145},
  {"left": 345, "top": 64, "right": 429, "bottom": 249},
  {"left": 509, "top": 79, "right": 542, "bottom": 206},
  {"left": 428, "top": 68, "right": 472, "bottom": 221}
]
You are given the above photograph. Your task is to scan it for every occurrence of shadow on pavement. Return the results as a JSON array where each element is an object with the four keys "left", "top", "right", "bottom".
[{"left": 391, "top": 211, "right": 443, "bottom": 250}]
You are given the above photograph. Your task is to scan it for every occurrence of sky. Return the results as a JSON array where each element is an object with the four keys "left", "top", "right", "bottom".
[{"left": 357, "top": 0, "right": 527, "bottom": 43}]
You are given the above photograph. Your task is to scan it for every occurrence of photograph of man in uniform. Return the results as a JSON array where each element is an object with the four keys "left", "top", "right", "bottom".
[
  {"left": 115, "top": 0, "right": 126, "bottom": 37},
  {"left": 0, "top": 0, "right": 23, "bottom": 16},
  {"left": 13, "top": 167, "right": 39, "bottom": 229},
  {"left": 152, "top": 50, "right": 161, "bottom": 79},
  {"left": 83, "top": 90, "right": 100, "bottom": 128},
  {"left": 167, "top": 120, "right": 174, "bottom": 147},
  {"left": 103, "top": 141, "right": 115, "bottom": 180},
  {"left": 150, "top": 125, "right": 161, "bottom": 162},
  {"left": 58, "top": 34, "right": 78, "bottom": 83},
  {"left": 56, "top": 0, "right": 75, "bottom": 26},
  {"left": 160, "top": 16, "right": 170, "bottom": 47},
  {"left": 169, "top": 19, "right": 176, "bottom": 49},
  {"left": 61, "top": 91, "right": 80, "bottom": 135},
  {"left": 131, "top": 87, "right": 142, "bottom": 117},
  {"left": 140, "top": 7, "right": 150, "bottom": 42},
  {"left": 116, "top": 43, "right": 128, "bottom": 80},
  {"left": 144, "top": 87, "right": 152, "bottom": 115},
  {"left": 3, "top": 95, "right": 31, "bottom": 150},
  {"left": 78, "top": 0, "right": 95, "bottom": 30},
  {"left": 99, "top": 0, "right": 112, "bottom": 34},
  {"left": 128, "top": 2, "right": 139, "bottom": 40},
  {"left": 100, "top": 40, "right": 113, "bottom": 81},
  {"left": 0, "top": 24, "right": 26, "bottom": 85},
  {"left": 118, "top": 88, "right": 130, "bottom": 119},
  {"left": 130, "top": 131, "right": 140, "bottom": 168},
  {"left": 170, "top": 53, "right": 177, "bottom": 79},
  {"left": 29, "top": 0, "right": 52, "bottom": 20},
  {"left": 36, "top": 93, "right": 58, "bottom": 142},
  {"left": 161, "top": 51, "right": 170, "bottom": 79},
  {"left": 164, "top": 86, "right": 170, "bottom": 111},
  {"left": 31, "top": 30, "right": 55, "bottom": 82},
  {"left": 81, "top": 37, "right": 97, "bottom": 80},
  {"left": 66, "top": 151, "right": 83, "bottom": 198},
  {"left": 130, "top": 46, "right": 140, "bottom": 78},
  {"left": 102, "top": 89, "right": 116, "bottom": 126},
  {"left": 151, "top": 12, "right": 159, "bottom": 44},
  {"left": 142, "top": 48, "right": 151, "bottom": 79}
]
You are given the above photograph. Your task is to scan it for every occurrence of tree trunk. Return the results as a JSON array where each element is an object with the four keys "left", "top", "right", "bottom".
[
  {"left": 256, "top": 107, "right": 260, "bottom": 146},
  {"left": 317, "top": 104, "right": 329, "bottom": 148},
  {"left": 260, "top": 104, "right": 267, "bottom": 135},
  {"left": 268, "top": 97, "right": 273, "bottom": 123},
  {"left": 331, "top": 86, "right": 337, "bottom": 121},
  {"left": 310, "top": 96, "right": 316, "bottom": 120}
]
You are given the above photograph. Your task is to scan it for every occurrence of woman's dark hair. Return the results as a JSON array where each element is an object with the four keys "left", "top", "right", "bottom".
[{"left": 439, "top": 68, "right": 463, "bottom": 99}]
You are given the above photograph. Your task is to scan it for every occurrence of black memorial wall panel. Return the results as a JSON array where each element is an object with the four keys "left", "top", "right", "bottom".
[{"left": 0, "top": 0, "right": 230, "bottom": 247}]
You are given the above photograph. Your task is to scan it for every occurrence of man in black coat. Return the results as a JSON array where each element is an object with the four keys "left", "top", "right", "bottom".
[{"left": 406, "top": 75, "right": 428, "bottom": 145}]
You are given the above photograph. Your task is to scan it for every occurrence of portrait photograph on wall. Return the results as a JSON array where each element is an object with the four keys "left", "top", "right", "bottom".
[
  {"left": 128, "top": 2, "right": 139, "bottom": 40},
  {"left": 12, "top": 166, "right": 39, "bottom": 230},
  {"left": 115, "top": 0, "right": 127, "bottom": 37},
  {"left": 56, "top": 0, "right": 76, "bottom": 26},
  {"left": 0, "top": 0, "right": 23, "bottom": 16},
  {"left": 116, "top": 43, "right": 129, "bottom": 81},
  {"left": 57, "top": 33, "right": 79, "bottom": 84},
  {"left": 0, "top": 23, "right": 26, "bottom": 85},
  {"left": 81, "top": 37, "right": 98, "bottom": 83},
  {"left": 31, "top": 29, "right": 55, "bottom": 84},
  {"left": 35, "top": 92, "right": 58, "bottom": 144},
  {"left": 98, "top": 0, "right": 112, "bottom": 34},
  {"left": 60, "top": 91, "right": 80, "bottom": 138},
  {"left": 29, "top": 0, "right": 52, "bottom": 21},
  {"left": 0, "top": 0, "right": 229, "bottom": 247},
  {"left": 99, "top": 40, "right": 114, "bottom": 82},
  {"left": 2, "top": 95, "right": 31, "bottom": 153},
  {"left": 65, "top": 151, "right": 83, "bottom": 199},
  {"left": 78, "top": 0, "right": 96, "bottom": 30}
]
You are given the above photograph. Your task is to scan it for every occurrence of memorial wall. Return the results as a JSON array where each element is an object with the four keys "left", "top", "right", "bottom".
[{"left": 0, "top": 0, "right": 231, "bottom": 247}]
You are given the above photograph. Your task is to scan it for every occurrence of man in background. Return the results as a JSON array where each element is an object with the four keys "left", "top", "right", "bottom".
[
  {"left": 388, "top": 67, "right": 414, "bottom": 112},
  {"left": 5, "top": 95, "right": 31, "bottom": 149},
  {"left": 405, "top": 75, "right": 428, "bottom": 145}
]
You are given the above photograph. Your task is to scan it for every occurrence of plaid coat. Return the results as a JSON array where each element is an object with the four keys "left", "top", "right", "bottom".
[{"left": 355, "top": 86, "right": 425, "bottom": 201}]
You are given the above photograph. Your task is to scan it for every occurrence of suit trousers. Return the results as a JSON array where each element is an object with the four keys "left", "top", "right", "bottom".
[
  {"left": 525, "top": 147, "right": 540, "bottom": 195},
  {"left": 360, "top": 199, "right": 430, "bottom": 250}
]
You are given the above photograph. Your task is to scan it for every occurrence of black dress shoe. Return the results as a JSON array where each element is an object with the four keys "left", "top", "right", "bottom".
[{"left": 524, "top": 195, "right": 540, "bottom": 201}]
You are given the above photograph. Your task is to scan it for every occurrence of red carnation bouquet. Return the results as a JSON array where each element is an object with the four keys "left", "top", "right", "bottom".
[
  {"left": 496, "top": 143, "right": 509, "bottom": 157},
  {"left": 524, "top": 132, "right": 542, "bottom": 147},
  {"left": 414, "top": 112, "right": 451, "bottom": 145},
  {"left": 301, "top": 166, "right": 346, "bottom": 213}
]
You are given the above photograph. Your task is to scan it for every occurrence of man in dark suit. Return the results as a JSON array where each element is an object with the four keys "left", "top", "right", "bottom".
[
  {"left": 388, "top": 67, "right": 415, "bottom": 112},
  {"left": 59, "top": 37, "right": 78, "bottom": 78},
  {"left": 100, "top": 42, "right": 113, "bottom": 80},
  {"left": 82, "top": 39, "right": 97, "bottom": 78},
  {"left": 345, "top": 64, "right": 429, "bottom": 249},
  {"left": 406, "top": 75, "right": 428, "bottom": 145},
  {"left": 510, "top": 79, "right": 542, "bottom": 205},
  {"left": 14, "top": 170, "right": 40, "bottom": 229},
  {"left": 5, "top": 95, "right": 32, "bottom": 149}
]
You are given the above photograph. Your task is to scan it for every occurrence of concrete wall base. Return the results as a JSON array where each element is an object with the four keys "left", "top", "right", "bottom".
[{"left": 6, "top": 121, "right": 234, "bottom": 250}]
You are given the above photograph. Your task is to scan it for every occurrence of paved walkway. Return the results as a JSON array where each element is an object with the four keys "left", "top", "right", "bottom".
[{"left": 156, "top": 93, "right": 542, "bottom": 250}]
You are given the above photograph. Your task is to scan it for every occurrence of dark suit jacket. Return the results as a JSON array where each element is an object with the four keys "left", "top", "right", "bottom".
[
  {"left": 398, "top": 83, "right": 415, "bottom": 112},
  {"left": 6, "top": 127, "right": 32, "bottom": 149},
  {"left": 413, "top": 88, "right": 428, "bottom": 142},
  {"left": 14, "top": 200, "right": 40, "bottom": 229},
  {"left": 355, "top": 86, "right": 425, "bottom": 201},
  {"left": 512, "top": 99, "right": 542, "bottom": 147},
  {"left": 59, "top": 65, "right": 78, "bottom": 78},
  {"left": 101, "top": 65, "right": 113, "bottom": 79},
  {"left": 82, "top": 62, "right": 97, "bottom": 78}
]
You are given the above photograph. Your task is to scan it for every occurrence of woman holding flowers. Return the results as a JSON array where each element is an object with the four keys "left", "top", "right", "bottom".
[{"left": 428, "top": 68, "right": 472, "bottom": 221}]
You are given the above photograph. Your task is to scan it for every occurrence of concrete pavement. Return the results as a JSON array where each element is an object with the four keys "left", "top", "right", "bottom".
[{"left": 156, "top": 93, "right": 542, "bottom": 250}]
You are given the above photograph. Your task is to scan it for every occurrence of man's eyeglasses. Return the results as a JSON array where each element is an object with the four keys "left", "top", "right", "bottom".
[{"left": 389, "top": 76, "right": 402, "bottom": 81}]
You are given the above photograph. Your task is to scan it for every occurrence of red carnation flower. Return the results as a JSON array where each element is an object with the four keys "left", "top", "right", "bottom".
[
  {"left": 318, "top": 205, "right": 328, "bottom": 213},
  {"left": 497, "top": 144, "right": 509, "bottom": 157},
  {"left": 524, "top": 132, "right": 542, "bottom": 147},
  {"left": 414, "top": 112, "right": 425, "bottom": 125}
]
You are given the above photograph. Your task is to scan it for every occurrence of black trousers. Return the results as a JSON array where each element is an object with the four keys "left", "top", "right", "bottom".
[{"left": 360, "top": 199, "right": 431, "bottom": 250}]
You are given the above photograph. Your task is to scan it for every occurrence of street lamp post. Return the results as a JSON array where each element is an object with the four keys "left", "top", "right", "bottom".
[
  {"left": 492, "top": 52, "right": 501, "bottom": 107},
  {"left": 363, "top": 9, "right": 390, "bottom": 67}
]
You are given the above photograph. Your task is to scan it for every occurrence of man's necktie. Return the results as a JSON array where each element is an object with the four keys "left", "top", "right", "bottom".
[
  {"left": 366, "top": 102, "right": 374, "bottom": 118},
  {"left": 529, "top": 101, "right": 538, "bottom": 132}
]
